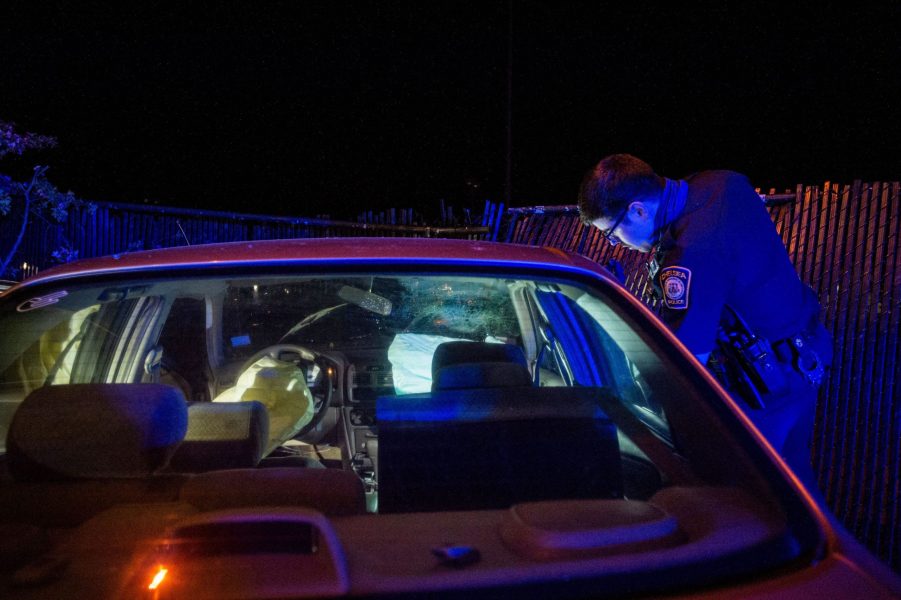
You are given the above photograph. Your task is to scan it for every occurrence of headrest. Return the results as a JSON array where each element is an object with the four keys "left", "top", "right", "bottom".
[
  {"left": 431, "top": 341, "right": 528, "bottom": 380},
  {"left": 377, "top": 386, "right": 623, "bottom": 512},
  {"left": 168, "top": 401, "right": 269, "bottom": 472},
  {"left": 7, "top": 384, "right": 188, "bottom": 481},
  {"left": 433, "top": 362, "right": 533, "bottom": 391}
]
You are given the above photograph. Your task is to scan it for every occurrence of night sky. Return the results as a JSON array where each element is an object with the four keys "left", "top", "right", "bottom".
[{"left": 2, "top": 2, "right": 899, "bottom": 219}]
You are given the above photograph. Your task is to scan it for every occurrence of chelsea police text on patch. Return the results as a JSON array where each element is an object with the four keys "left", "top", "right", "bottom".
[{"left": 659, "top": 267, "right": 691, "bottom": 310}]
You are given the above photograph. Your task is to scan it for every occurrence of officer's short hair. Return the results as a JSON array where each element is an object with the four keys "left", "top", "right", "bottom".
[{"left": 578, "top": 154, "right": 664, "bottom": 223}]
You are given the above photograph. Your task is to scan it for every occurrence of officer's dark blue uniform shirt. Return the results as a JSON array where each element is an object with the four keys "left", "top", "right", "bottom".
[{"left": 655, "top": 171, "right": 820, "bottom": 355}]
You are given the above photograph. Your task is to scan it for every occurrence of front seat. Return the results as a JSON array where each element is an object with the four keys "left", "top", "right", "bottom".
[{"left": 430, "top": 341, "right": 532, "bottom": 390}]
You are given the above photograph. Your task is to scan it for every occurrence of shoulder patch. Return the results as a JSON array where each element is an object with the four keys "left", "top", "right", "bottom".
[{"left": 659, "top": 266, "right": 691, "bottom": 310}]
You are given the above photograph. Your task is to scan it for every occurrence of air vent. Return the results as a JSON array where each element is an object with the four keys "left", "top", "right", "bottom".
[{"left": 353, "top": 366, "right": 393, "bottom": 388}]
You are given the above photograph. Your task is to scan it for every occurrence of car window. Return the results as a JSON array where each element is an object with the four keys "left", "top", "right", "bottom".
[
  {"left": 0, "top": 266, "right": 826, "bottom": 596},
  {"left": 3, "top": 270, "right": 755, "bottom": 488},
  {"left": 564, "top": 289, "right": 670, "bottom": 442},
  {"left": 1, "top": 300, "right": 162, "bottom": 386}
]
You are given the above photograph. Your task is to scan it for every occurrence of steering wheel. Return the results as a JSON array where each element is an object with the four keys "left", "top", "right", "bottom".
[{"left": 236, "top": 343, "right": 334, "bottom": 439}]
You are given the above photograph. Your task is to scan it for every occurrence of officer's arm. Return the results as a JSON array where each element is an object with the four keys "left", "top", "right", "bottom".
[{"left": 658, "top": 235, "right": 731, "bottom": 357}]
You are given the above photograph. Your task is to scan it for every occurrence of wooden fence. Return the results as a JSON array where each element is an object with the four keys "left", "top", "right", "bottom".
[
  {"left": 2, "top": 183, "right": 898, "bottom": 571},
  {"left": 504, "top": 183, "right": 901, "bottom": 572},
  {"left": 0, "top": 199, "right": 505, "bottom": 276}
]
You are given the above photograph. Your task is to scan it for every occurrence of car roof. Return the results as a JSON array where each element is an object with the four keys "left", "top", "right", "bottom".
[{"left": 16, "top": 237, "right": 617, "bottom": 287}]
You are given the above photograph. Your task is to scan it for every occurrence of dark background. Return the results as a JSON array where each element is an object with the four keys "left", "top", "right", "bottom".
[{"left": 2, "top": 2, "right": 899, "bottom": 218}]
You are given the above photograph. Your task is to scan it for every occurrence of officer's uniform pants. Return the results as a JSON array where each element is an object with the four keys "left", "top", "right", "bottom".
[{"left": 745, "top": 369, "right": 828, "bottom": 508}]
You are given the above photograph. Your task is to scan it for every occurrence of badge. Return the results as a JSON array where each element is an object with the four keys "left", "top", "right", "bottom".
[{"left": 659, "top": 266, "right": 690, "bottom": 310}]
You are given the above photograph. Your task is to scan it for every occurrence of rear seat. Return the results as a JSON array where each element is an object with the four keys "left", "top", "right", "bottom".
[
  {"left": 1, "top": 384, "right": 365, "bottom": 531},
  {"left": 170, "top": 399, "right": 325, "bottom": 471},
  {"left": 2, "top": 383, "right": 191, "bottom": 528},
  {"left": 377, "top": 385, "right": 623, "bottom": 513},
  {"left": 168, "top": 400, "right": 269, "bottom": 472},
  {"left": 180, "top": 467, "right": 365, "bottom": 516}
]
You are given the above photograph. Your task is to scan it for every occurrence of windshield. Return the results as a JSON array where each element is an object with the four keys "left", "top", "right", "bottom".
[{"left": 0, "top": 267, "right": 820, "bottom": 597}]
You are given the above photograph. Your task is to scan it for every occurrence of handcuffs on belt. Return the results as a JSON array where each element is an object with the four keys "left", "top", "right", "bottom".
[{"left": 773, "top": 332, "right": 827, "bottom": 388}]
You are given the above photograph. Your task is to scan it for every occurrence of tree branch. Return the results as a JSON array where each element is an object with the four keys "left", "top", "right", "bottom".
[{"left": 1, "top": 166, "right": 48, "bottom": 277}]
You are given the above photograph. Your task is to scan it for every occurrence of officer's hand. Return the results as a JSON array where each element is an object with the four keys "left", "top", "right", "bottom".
[{"left": 605, "top": 258, "right": 626, "bottom": 284}]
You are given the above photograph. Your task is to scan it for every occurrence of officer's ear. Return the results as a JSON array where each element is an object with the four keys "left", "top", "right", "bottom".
[{"left": 627, "top": 199, "right": 655, "bottom": 222}]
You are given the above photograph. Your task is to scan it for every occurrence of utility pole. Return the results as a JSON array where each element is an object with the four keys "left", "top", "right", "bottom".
[{"left": 504, "top": 0, "right": 513, "bottom": 207}]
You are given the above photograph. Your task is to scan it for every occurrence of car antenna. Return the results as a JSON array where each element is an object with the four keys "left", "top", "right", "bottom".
[{"left": 176, "top": 220, "right": 192, "bottom": 246}]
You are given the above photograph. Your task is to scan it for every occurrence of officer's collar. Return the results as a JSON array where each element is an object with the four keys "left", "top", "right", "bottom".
[{"left": 650, "top": 178, "right": 688, "bottom": 250}]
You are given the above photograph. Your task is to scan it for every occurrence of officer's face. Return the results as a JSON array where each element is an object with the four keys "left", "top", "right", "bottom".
[{"left": 592, "top": 200, "right": 658, "bottom": 253}]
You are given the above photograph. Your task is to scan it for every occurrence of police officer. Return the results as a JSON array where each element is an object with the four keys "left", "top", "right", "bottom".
[{"left": 578, "top": 153, "right": 832, "bottom": 491}]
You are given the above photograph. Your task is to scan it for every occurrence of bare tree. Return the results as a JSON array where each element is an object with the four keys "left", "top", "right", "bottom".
[{"left": 0, "top": 121, "right": 92, "bottom": 277}]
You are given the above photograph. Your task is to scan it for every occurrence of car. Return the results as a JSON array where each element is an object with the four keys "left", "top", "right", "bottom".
[{"left": 0, "top": 237, "right": 898, "bottom": 599}]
